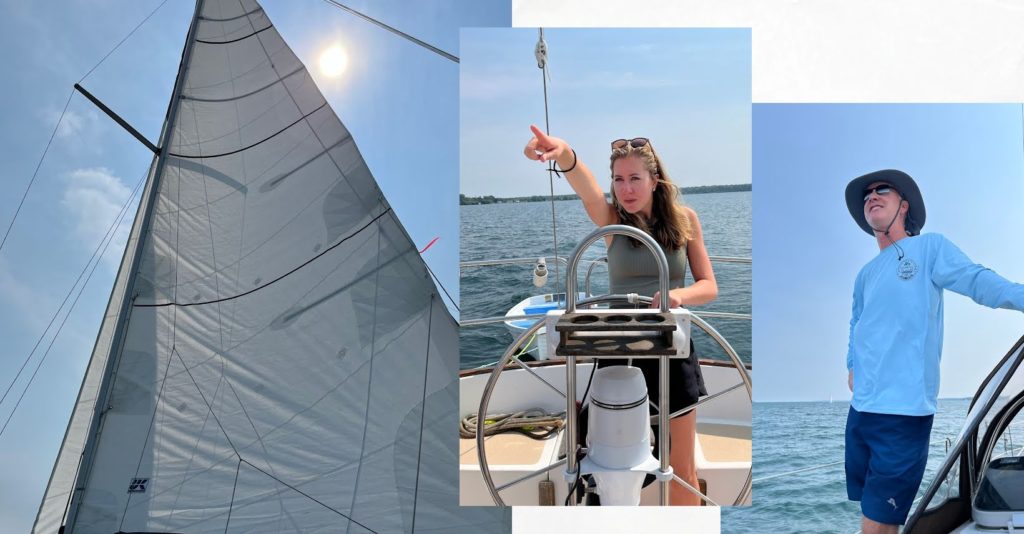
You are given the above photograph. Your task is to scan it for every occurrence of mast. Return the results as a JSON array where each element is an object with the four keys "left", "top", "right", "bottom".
[{"left": 59, "top": 1, "right": 205, "bottom": 530}]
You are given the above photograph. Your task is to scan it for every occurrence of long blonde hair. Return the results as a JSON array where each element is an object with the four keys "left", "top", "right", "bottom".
[{"left": 609, "top": 142, "right": 692, "bottom": 249}]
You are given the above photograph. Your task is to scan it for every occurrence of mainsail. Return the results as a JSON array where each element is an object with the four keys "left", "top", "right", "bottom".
[{"left": 34, "top": 0, "right": 509, "bottom": 532}]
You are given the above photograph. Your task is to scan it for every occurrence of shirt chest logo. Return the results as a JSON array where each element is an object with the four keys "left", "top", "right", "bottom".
[{"left": 897, "top": 258, "right": 918, "bottom": 281}]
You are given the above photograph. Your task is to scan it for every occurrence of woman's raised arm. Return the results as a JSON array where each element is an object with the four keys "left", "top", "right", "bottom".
[{"left": 524, "top": 124, "right": 616, "bottom": 227}]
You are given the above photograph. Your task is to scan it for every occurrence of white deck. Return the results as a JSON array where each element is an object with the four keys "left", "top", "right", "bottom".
[{"left": 459, "top": 360, "right": 751, "bottom": 506}]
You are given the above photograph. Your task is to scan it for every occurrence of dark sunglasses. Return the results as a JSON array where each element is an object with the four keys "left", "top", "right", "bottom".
[
  {"left": 862, "top": 185, "right": 899, "bottom": 202},
  {"left": 611, "top": 138, "right": 650, "bottom": 150}
]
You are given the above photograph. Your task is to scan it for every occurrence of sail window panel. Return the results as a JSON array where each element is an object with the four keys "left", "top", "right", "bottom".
[
  {"left": 196, "top": 8, "right": 271, "bottom": 44},
  {"left": 183, "top": 29, "right": 297, "bottom": 104}
]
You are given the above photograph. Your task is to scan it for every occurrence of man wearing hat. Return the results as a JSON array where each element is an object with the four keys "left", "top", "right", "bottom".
[{"left": 843, "top": 169, "right": 1024, "bottom": 533}]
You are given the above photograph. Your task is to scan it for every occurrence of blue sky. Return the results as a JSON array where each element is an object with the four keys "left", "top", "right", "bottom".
[
  {"left": 754, "top": 104, "right": 1024, "bottom": 402},
  {"left": 460, "top": 28, "right": 751, "bottom": 197},
  {"left": 0, "top": 1, "right": 507, "bottom": 531}
]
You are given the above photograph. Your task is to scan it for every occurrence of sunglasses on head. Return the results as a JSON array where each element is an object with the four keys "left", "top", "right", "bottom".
[
  {"left": 863, "top": 185, "right": 899, "bottom": 202},
  {"left": 611, "top": 138, "right": 650, "bottom": 150}
]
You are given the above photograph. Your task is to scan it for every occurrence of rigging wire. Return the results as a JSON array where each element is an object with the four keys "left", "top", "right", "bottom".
[
  {"left": 319, "top": 0, "right": 459, "bottom": 63},
  {"left": 78, "top": 0, "right": 174, "bottom": 84},
  {"left": 0, "top": 169, "right": 147, "bottom": 408},
  {"left": 313, "top": 0, "right": 461, "bottom": 311},
  {"left": 0, "top": 89, "right": 73, "bottom": 257},
  {"left": 0, "top": 0, "right": 173, "bottom": 258},
  {"left": 424, "top": 260, "right": 460, "bottom": 314},
  {"left": 0, "top": 171, "right": 147, "bottom": 439},
  {"left": 537, "top": 28, "right": 561, "bottom": 297}
]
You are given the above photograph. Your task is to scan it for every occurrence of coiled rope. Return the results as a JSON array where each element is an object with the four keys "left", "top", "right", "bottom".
[{"left": 460, "top": 409, "right": 565, "bottom": 440}]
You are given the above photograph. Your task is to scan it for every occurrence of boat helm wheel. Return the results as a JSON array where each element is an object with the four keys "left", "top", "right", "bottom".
[{"left": 474, "top": 293, "right": 752, "bottom": 507}]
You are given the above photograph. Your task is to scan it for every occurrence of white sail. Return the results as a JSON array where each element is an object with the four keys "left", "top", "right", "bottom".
[{"left": 34, "top": 0, "right": 509, "bottom": 532}]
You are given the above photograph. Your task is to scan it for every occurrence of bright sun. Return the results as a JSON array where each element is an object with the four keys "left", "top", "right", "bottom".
[{"left": 319, "top": 44, "right": 348, "bottom": 78}]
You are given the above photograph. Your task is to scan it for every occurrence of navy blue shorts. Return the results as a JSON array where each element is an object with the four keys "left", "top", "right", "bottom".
[{"left": 845, "top": 406, "right": 933, "bottom": 525}]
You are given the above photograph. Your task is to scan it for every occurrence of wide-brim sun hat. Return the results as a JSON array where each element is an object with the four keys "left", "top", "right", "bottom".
[{"left": 845, "top": 169, "right": 926, "bottom": 236}]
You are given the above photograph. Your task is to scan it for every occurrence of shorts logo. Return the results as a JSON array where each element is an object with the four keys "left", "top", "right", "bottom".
[
  {"left": 887, "top": 497, "right": 898, "bottom": 510},
  {"left": 897, "top": 259, "right": 918, "bottom": 281}
]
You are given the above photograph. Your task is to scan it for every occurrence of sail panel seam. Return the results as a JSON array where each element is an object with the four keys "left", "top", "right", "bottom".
[
  {"left": 135, "top": 207, "right": 390, "bottom": 308},
  {"left": 167, "top": 101, "right": 328, "bottom": 159},
  {"left": 223, "top": 459, "right": 241, "bottom": 533},
  {"left": 199, "top": 7, "right": 263, "bottom": 22},
  {"left": 181, "top": 65, "right": 304, "bottom": 103},
  {"left": 196, "top": 23, "right": 272, "bottom": 45},
  {"left": 238, "top": 459, "right": 380, "bottom": 533},
  {"left": 409, "top": 296, "right": 434, "bottom": 533}
]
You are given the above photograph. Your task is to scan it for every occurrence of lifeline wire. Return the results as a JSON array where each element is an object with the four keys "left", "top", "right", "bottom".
[{"left": 0, "top": 0, "right": 173, "bottom": 257}]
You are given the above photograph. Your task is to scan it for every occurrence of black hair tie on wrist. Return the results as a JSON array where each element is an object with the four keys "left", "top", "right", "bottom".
[{"left": 553, "top": 148, "right": 577, "bottom": 175}]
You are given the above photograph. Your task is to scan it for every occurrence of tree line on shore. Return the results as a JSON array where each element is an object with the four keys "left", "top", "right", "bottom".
[{"left": 460, "top": 183, "right": 751, "bottom": 205}]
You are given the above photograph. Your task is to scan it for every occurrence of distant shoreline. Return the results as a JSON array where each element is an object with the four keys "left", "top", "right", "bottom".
[
  {"left": 755, "top": 397, "right": 973, "bottom": 404},
  {"left": 460, "top": 183, "right": 751, "bottom": 205}
]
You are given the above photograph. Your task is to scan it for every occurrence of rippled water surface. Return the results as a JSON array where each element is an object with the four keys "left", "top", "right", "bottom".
[
  {"left": 459, "top": 191, "right": 751, "bottom": 369},
  {"left": 723, "top": 399, "right": 974, "bottom": 533}
]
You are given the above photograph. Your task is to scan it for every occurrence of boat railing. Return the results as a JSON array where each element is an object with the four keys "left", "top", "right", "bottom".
[{"left": 458, "top": 254, "right": 752, "bottom": 327}]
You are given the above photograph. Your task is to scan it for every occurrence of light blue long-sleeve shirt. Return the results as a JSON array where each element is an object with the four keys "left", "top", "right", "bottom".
[{"left": 847, "top": 233, "right": 1024, "bottom": 416}]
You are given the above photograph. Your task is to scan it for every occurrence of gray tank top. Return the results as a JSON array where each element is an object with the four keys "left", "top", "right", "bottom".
[{"left": 607, "top": 234, "right": 687, "bottom": 297}]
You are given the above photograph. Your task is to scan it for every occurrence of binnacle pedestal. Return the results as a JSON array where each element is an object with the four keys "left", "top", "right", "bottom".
[{"left": 550, "top": 307, "right": 689, "bottom": 506}]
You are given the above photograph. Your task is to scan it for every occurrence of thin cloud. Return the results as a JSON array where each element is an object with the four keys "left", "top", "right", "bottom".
[
  {"left": 0, "top": 259, "right": 55, "bottom": 335},
  {"left": 55, "top": 110, "right": 86, "bottom": 139},
  {"left": 41, "top": 107, "right": 102, "bottom": 143},
  {"left": 61, "top": 167, "right": 132, "bottom": 269}
]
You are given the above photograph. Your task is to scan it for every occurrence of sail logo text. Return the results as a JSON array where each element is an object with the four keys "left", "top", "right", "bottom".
[{"left": 128, "top": 478, "right": 148, "bottom": 493}]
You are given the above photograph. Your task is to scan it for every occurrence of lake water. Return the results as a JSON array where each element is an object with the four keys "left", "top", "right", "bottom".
[
  {"left": 459, "top": 191, "right": 751, "bottom": 369},
  {"left": 722, "top": 398, "right": 974, "bottom": 533}
]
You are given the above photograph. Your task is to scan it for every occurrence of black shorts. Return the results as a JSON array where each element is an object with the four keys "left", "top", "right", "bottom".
[{"left": 596, "top": 338, "right": 707, "bottom": 416}]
